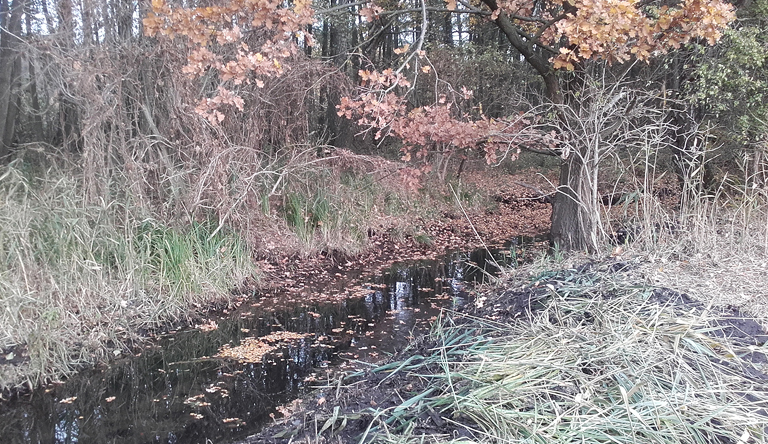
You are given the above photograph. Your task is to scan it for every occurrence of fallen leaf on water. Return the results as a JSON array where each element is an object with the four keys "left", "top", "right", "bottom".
[
  {"left": 215, "top": 332, "right": 308, "bottom": 363},
  {"left": 196, "top": 320, "right": 219, "bottom": 332}
]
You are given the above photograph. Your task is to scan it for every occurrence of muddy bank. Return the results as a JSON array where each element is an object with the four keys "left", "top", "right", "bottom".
[{"left": 243, "top": 258, "right": 768, "bottom": 444}]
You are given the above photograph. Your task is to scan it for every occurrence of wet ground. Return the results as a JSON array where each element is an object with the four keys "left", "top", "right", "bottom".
[
  {"left": 243, "top": 259, "right": 768, "bottom": 444},
  {"left": 0, "top": 240, "right": 547, "bottom": 444}
]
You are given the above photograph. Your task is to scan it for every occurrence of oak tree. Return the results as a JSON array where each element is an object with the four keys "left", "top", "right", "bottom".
[
  {"left": 342, "top": 0, "right": 734, "bottom": 251},
  {"left": 144, "top": 0, "right": 734, "bottom": 252}
]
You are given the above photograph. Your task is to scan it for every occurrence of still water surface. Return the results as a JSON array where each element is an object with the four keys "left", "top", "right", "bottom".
[{"left": 0, "top": 242, "right": 535, "bottom": 444}]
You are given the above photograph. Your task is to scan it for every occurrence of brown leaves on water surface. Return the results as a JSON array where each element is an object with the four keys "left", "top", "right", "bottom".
[{"left": 215, "top": 332, "right": 309, "bottom": 363}]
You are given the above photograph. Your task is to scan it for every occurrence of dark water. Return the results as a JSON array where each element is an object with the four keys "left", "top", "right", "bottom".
[{"left": 0, "top": 239, "right": 542, "bottom": 444}]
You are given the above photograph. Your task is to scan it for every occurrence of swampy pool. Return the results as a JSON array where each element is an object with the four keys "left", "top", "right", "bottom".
[{"left": 0, "top": 240, "right": 541, "bottom": 444}]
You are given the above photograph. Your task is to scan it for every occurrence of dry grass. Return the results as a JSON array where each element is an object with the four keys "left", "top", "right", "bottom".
[
  {"left": 631, "top": 210, "right": 768, "bottom": 323},
  {"left": 589, "top": 121, "right": 768, "bottom": 320},
  {"left": 0, "top": 159, "right": 254, "bottom": 390},
  {"left": 599, "top": 161, "right": 768, "bottom": 323},
  {"left": 264, "top": 258, "right": 768, "bottom": 444}
]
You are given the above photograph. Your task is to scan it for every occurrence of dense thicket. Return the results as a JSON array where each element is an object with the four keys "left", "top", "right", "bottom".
[{"left": 0, "top": 0, "right": 765, "bottom": 248}]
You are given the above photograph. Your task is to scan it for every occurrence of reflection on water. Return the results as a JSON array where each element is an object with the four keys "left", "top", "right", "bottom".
[{"left": 0, "top": 241, "right": 540, "bottom": 444}]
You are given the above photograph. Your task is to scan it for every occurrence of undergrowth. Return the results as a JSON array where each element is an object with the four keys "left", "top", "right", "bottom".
[
  {"left": 0, "top": 160, "right": 252, "bottom": 389},
  {"left": 256, "top": 152, "right": 768, "bottom": 443},
  {"left": 0, "top": 149, "right": 488, "bottom": 391}
]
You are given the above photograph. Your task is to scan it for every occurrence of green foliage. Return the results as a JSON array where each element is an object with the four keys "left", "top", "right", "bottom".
[
  {"left": 134, "top": 219, "right": 250, "bottom": 296},
  {"left": 443, "top": 179, "right": 484, "bottom": 208},
  {"left": 744, "top": 0, "right": 768, "bottom": 21},
  {"left": 0, "top": 163, "right": 128, "bottom": 275},
  {"left": 284, "top": 192, "right": 309, "bottom": 232},
  {"left": 277, "top": 166, "right": 429, "bottom": 254},
  {"left": 503, "top": 150, "right": 560, "bottom": 174},
  {"left": 283, "top": 191, "right": 332, "bottom": 242},
  {"left": 413, "top": 232, "right": 433, "bottom": 246},
  {"left": 694, "top": 15, "right": 768, "bottom": 143}
]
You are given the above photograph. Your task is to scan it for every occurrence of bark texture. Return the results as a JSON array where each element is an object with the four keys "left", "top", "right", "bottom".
[
  {"left": 0, "top": 0, "right": 24, "bottom": 160},
  {"left": 550, "top": 154, "right": 598, "bottom": 251}
]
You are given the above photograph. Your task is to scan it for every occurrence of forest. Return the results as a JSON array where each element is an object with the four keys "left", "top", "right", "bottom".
[{"left": 1, "top": 0, "right": 768, "bottom": 441}]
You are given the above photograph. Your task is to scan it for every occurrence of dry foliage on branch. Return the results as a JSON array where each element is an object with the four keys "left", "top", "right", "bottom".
[
  {"left": 337, "top": 68, "right": 559, "bottom": 186},
  {"left": 144, "top": 0, "right": 315, "bottom": 123},
  {"left": 492, "top": 0, "right": 735, "bottom": 70}
]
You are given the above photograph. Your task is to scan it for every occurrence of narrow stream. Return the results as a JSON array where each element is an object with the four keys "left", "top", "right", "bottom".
[{"left": 0, "top": 238, "right": 544, "bottom": 444}]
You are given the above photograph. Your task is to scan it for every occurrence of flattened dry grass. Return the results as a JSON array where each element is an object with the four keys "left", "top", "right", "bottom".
[
  {"left": 283, "top": 264, "right": 768, "bottom": 444},
  {"left": 608, "top": 176, "right": 768, "bottom": 324}
]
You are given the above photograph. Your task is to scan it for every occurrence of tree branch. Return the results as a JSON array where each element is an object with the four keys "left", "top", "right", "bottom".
[
  {"left": 315, "top": 1, "right": 369, "bottom": 15},
  {"left": 379, "top": 6, "right": 490, "bottom": 16}
]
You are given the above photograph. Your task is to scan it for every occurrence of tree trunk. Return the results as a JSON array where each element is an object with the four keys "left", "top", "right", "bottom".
[
  {"left": 480, "top": 0, "right": 600, "bottom": 250},
  {"left": 25, "top": 6, "right": 44, "bottom": 141},
  {"left": 0, "top": 0, "right": 23, "bottom": 160},
  {"left": 117, "top": 0, "right": 133, "bottom": 40},
  {"left": 40, "top": 0, "right": 55, "bottom": 33},
  {"left": 2, "top": 55, "right": 20, "bottom": 148},
  {"left": 321, "top": 18, "right": 330, "bottom": 57},
  {"left": 442, "top": 11, "right": 453, "bottom": 46},
  {"left": 550, "top": 153, "right": 599, "bottom": 251},
  {"left": 79, "top": 0, "right": 95, "bottom": 44},
  {"left": 547, "top": 71, "right": 600, "bottom": 252},
  {"left": 57, "top": 0, "right": 74, "bottom": 41}
]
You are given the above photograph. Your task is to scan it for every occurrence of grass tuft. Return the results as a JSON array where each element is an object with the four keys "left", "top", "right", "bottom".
[{"left": 0, "top": 161, "right": 253, "bottom": 389}]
